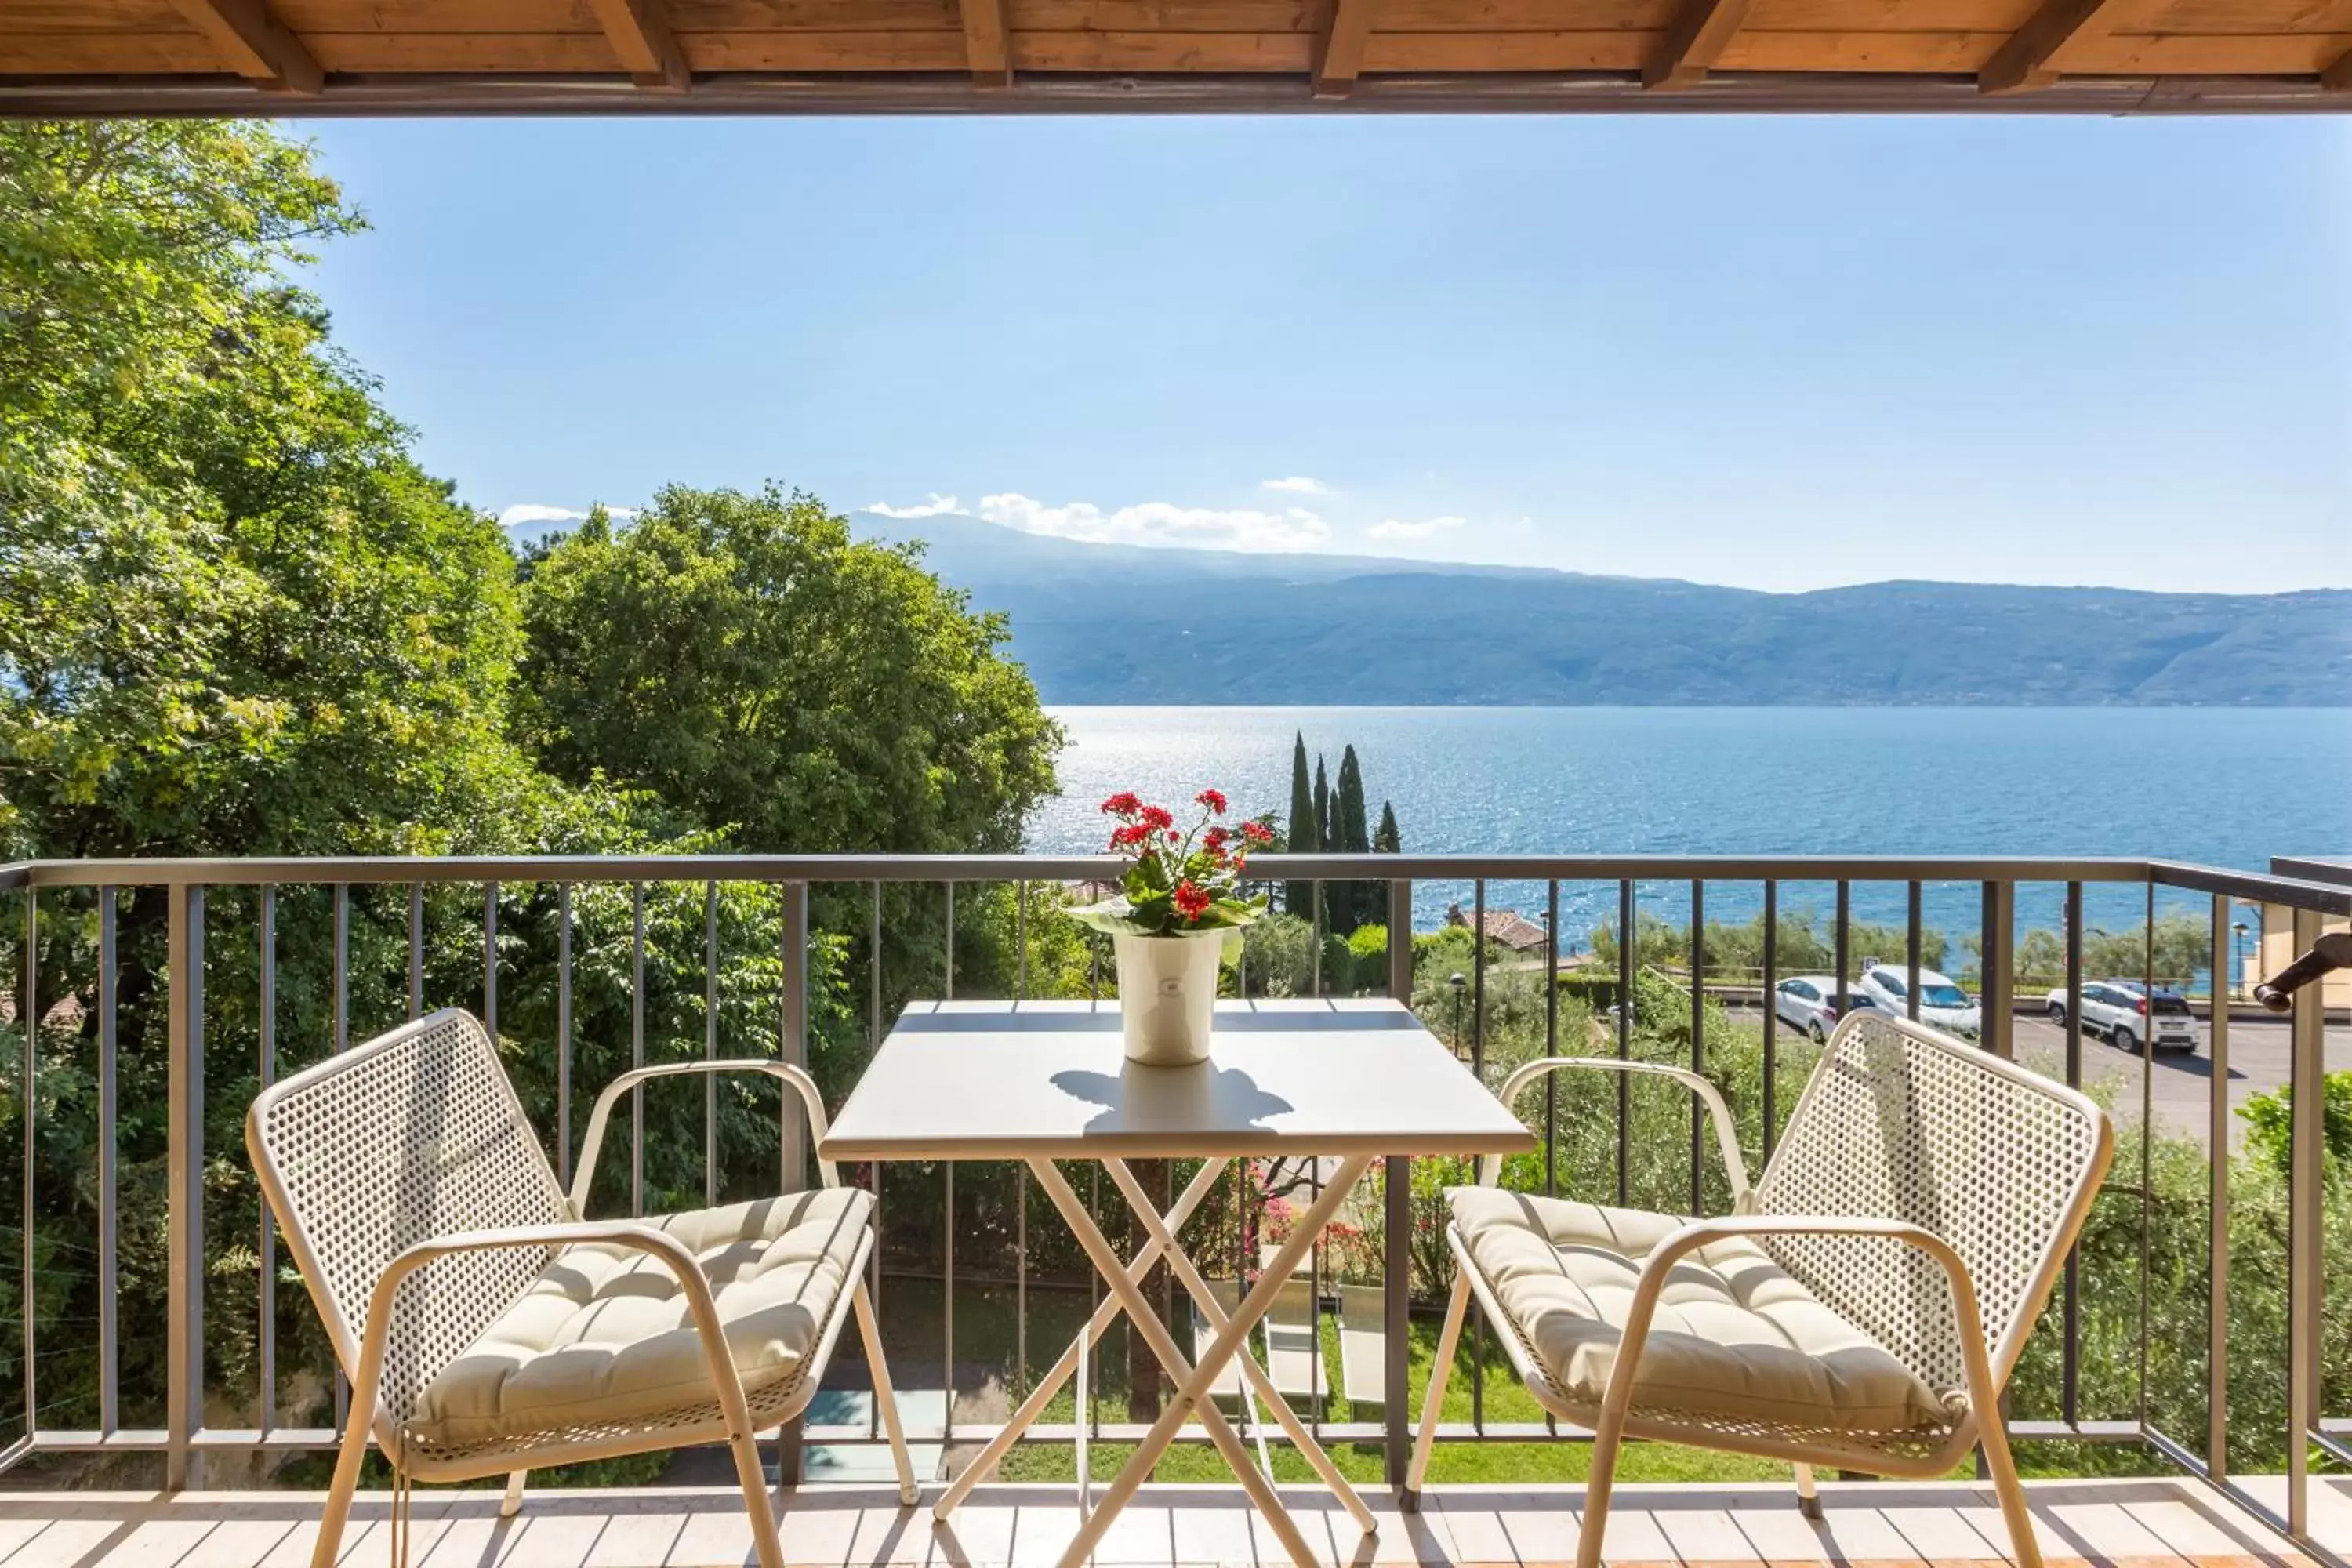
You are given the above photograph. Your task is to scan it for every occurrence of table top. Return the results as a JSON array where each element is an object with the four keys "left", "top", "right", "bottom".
[{"left": 819, "top": 998, "right": 1536, "bottom": 1161}]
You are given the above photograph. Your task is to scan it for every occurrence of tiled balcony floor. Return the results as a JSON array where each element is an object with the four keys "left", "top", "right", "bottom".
[{"left": 0, "top": 1475, "right": 2339, "bottom": 1568}]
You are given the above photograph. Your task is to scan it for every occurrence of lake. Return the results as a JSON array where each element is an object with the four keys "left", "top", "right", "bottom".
[{"left": 1024, "top": 706, "right": 2352, "bottom": 956}]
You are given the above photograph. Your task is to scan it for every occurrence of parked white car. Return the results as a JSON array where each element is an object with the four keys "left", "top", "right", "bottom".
[
  {"left": 2043, "top": 980, "right": 2199, "bottom": 1054},
  {"left": 1856, "top": 964, "right": 1981, "bottom": 1038},
  {"left": 1771, "top": 975, "right": 1864, "bottom": 1042}
]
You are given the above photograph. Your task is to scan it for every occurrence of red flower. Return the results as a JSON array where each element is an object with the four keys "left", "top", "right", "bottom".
[
  {"left": 1242, "top": 820, "right": 1274, "bottom": 845},
  {"left": 1195, "top": 788, "right": 1228, "bottom": 815},
  {"left": 1202, "top": 826, "right": 1230, "bottom": 851},
  {"left": 1100, "top": 791, "right": 1142, "bottom": 818},
  {"left": 1174, "top": 881, "right": 1211, "bottom": 920},
  {"left": 1139, "top": 804, "right": 1174, "bottom": 831},
  {"left": 1109, "top": 822, "right": 1152, "bottom": 849}
]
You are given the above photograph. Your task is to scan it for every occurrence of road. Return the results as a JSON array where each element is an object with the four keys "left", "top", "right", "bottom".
[
  {"left": 1726, "top": 1005, "right": 2352, "bottom": 1150},
  {"left": 2009, "top": 1012, "right": 2352, "bottom": 1150}
]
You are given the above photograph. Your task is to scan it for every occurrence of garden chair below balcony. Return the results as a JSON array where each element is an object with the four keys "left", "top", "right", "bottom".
[
  {"left": 1407, "top": 1011, "right": 2114, "bottom": 1568},
  {"left": 245, "top": 1008, "right": 919, "bottom": 1568}
]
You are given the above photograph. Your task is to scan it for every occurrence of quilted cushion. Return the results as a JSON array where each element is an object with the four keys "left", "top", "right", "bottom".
[
  {"left": 413, "top": 1186, "right": 871, "bottom": 1446},
  {"left": 1448, "top": 1187, "right": 1949, "bottom": 1432}
]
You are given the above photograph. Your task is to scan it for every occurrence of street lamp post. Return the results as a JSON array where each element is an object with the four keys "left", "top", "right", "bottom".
[
  {"left": 2232, "top": 920, "right": 2249, "bottom": 1000},
  {"left": 1448, "top": 971, "right": 1468, "bottom": 1058}
]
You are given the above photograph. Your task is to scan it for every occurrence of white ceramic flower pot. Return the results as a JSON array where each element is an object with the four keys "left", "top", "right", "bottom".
[{"left": 1113, "top": 928, "right": 1223, "bottom": 1066}]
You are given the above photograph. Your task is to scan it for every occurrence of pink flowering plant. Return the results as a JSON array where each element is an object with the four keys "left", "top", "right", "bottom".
[{"left": 1071, "top": 788, "right": 1269, "bottom": 960}]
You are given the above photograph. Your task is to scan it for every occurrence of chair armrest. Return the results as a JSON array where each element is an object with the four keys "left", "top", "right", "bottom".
[
  {"left": 573, "top": 1060, "right": 836, "bottom": 1218},
  {"left": 346, "top": 1220, "right": 755, "bottom": 1457},
  {"left": 1485, "top": 1057, "right": 1751, "bottom": 1208},
  {"left": 1602, "top": 1214, "right": 1991, "bottom": 1432}
]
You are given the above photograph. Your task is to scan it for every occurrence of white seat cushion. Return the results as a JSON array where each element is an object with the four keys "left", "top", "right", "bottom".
[
  {"left": 414, "top": 1186, "right": 870, "bottom": 1447},
  {"left": 1448, "top": 1188, "right": 1949, "bottom": 1433}
]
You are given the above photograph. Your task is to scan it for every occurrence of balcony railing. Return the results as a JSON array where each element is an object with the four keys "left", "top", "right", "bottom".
[{"left": 0, "top": 852, "right": 2344, "bottom": 1551}]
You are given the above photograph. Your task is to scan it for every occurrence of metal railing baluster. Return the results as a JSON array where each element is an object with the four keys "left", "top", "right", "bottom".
[
  {"left": 332, "top": 883, "right": 348, "bottom": 1054},
  {"left": 19, "top": 887, "right": 33, "bottom": 1452},
  {"left": 1906, "top": 880, "right": 1922, "bottom": 1022},
  {"left": 484, "top": 880, "right": 499, "bottom": 1042},
  {"left": 1544, "top": 880, "right": 1559, "bottom": 1197},
  {"left": 631, "top": 881, "right": 646, "bottom": 1218},
  {"left": 98, "top": 887, "right": 118, "bottom": 1439},
  {"left": 256, "top": 887, "right": 274, "bottom": 1436},
  {"left": 407, "top": 883, "right": 423, "bottom": 1021},
  {"left": 1761, "top": 880, "right": 1778, "bottom": 1165},
  {"left": 706, "top": 880, "right": 719, "bottom": 1208},
  {"left": 557, "top": 884, "right": 572, "bottom": 1188},
  {"left": 1470, "top": 877, "right": 1486, "bottom": 1433},
  {"left": 165, "top": 883, "right": 203, "bottom": 1491},
  {"left": 2286, "top": 902, "right": 2324, "bottom": 1537},
  {"left": 2206, "top": 894, "right": 2230, "bottom": 1481},
  {"left": 2139, "top": 879, "right": 2155, "bottom": 1427},
  {"left": 2063, "top": 879, "right": 2083, "bottom": 1426},
  {"left": 1689, "top": 879, "right": 1704, "bottom": 1214},
  {"left": 1384, "top": 873, "right": 1414, "bottom": 1490},
  {"left": 1616, "top": 878, "right": 1633, "bottom": 1207}
]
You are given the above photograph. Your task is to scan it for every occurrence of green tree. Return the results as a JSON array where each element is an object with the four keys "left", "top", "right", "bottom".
[
  {"left": 1, "top": 120, "right": 550, "bottom": 866},
  {"left": 519, "top": 485, "right": 1060, "bottom": 857},
  {"left": 1332, "top": 744, "right": 1373, "bottom": 934},
  {"left": 1313, "top": 753, "right": 1332, "bottom": 858},
  {"left": 1374, "top": 800, "right": 1401, "bottom": 855},
  {"left": 1284, "top": 732, "right": 1317, "bottom": 917}
]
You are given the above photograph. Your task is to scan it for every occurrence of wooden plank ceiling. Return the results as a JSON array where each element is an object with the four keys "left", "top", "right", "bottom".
[{"left": 3, "top": 0, "right": 2348, "bottom": 111}]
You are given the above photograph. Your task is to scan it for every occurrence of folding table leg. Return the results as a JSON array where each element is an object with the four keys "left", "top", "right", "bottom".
[
  {"left": 1028, "top": 1157, "right": 1323, "bottom": 1568},
  {"left": 1102, "top": 1156, "right": 1377, "bottom": 1535},
  {"left": 1046, "top": 1153, "right": 1376, "bottom": 1568},
  {"left": 932, "top": 1158, "right": 1231, "bottom": 1521}
]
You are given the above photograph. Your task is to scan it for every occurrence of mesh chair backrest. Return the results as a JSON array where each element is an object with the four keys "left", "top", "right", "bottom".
[
  {"left": 1754, "top": 1011, "right": 2112, "bottom": 1398},
  {"left": 247, "top": 1009, "right": 568, "bottom": 1434}
]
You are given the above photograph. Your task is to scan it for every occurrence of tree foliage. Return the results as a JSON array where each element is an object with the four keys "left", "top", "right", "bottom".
[
  {"left": 518, "top": 487, "right": 1059, "bottom": 857},
  {"left": 1284, "top": 731, "right": 1316, "bottom": 917},
  {"left": 1, "top": 121, "right": 558, "bottom": 866}
]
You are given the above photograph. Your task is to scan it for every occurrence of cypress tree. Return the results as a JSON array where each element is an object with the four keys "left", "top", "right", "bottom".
[
  {"left": 1286, "top": 732, "right": 1317, "bottom": 917},
  {"left": 1335, "top": 746, "right": 1372, "bottom": 932},
  {"left": 1313, "top": 756, "right": 1332, "bottom": 866},
  {"left": 1312, "top": 755, "right": 1332, "bottom": 931},
  {"left": 1374, "top": 800, "right": 1401, "bottom": 854}
]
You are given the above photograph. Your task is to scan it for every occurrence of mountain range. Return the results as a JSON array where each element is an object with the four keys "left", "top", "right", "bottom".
[
  {"left": 845, "top": 510, "right": 2351, "bottom": 706},
  {"left": 506, "top": 508, "right": 2351, "bottom": 705}
]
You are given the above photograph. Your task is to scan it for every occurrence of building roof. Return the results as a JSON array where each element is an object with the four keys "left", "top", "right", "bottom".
[
  {"left": 5, "top": 0, "right": 2347, "bottom": 116},
  {"left": 1446, "top": 903, "right": 1552, "bottom": 951}
]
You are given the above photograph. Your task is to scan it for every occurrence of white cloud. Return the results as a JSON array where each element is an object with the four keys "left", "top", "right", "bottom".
[
  {"left": 978, "top": 493, "right": 1332, "bottom": 553},
  {"left": 498, "top": 503, "right": 636, "bottom": 530},
  {"left": 1367, "top": 515, "right": 1469, "bottom": 541},
  {"left": 866, "top": 493, "right": 962, "bottom": 519},
  {"left": 1261, "top": 476, "right": 1330, "bottom": 495}
]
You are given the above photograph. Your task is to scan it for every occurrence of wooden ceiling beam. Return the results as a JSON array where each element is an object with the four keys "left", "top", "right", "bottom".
[
  {"left": 1312, "top": 0, "right": 1378, "bottom": 96},
  {"left": 1978, "top": 0, "right": 2123, "bottom": 93},
  {"left": 1642, "top": 0, "right": 1754, "bottom": 89},
  {"left": 961, "top": 0, "right": 1012, "bottom": 88},
  {"left": 589, "top": 0, "right": 692, "bottom": 89},
  {"left": 2323, "top": 44, "right": 2352, "bottom": 89},
  {"left": 165, "top": 0, "right": 321, "bottom": 93}
]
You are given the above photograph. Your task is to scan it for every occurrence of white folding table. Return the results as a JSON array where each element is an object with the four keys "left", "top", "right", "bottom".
[{"left": 819, "top": 996, "right": 1532, "bottom": 1568}]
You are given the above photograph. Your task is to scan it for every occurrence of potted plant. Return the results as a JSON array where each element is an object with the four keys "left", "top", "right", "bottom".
[{"left": 1071, "top": 789, "right": 1271, "bottom": 1065}]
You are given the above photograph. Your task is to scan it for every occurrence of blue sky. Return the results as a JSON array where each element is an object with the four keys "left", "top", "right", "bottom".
[{"left": 303, "top": 114, "right": 2351, "bottom": 593}]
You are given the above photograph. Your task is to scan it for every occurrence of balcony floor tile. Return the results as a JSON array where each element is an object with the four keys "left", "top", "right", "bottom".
[{"left": 0, "top": 1476, "right": 2332, "bottom": 1568}]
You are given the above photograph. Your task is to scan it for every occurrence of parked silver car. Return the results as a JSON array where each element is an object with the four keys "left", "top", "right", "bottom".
[
  {"left": 1771, "top": 975, "right": 1864, "bottom": 1042},
  {"left": 2044, "top": 979, "right": 2199, "bottom": 1054}
]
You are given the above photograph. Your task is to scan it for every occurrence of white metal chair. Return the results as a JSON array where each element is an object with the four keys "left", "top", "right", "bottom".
[
  {"left": 1407, "top": 1011, "right": 2114, "bottom": 1568},
  {"left": 247, "top": 1007, "right": 920, "bottom": 1568}
]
